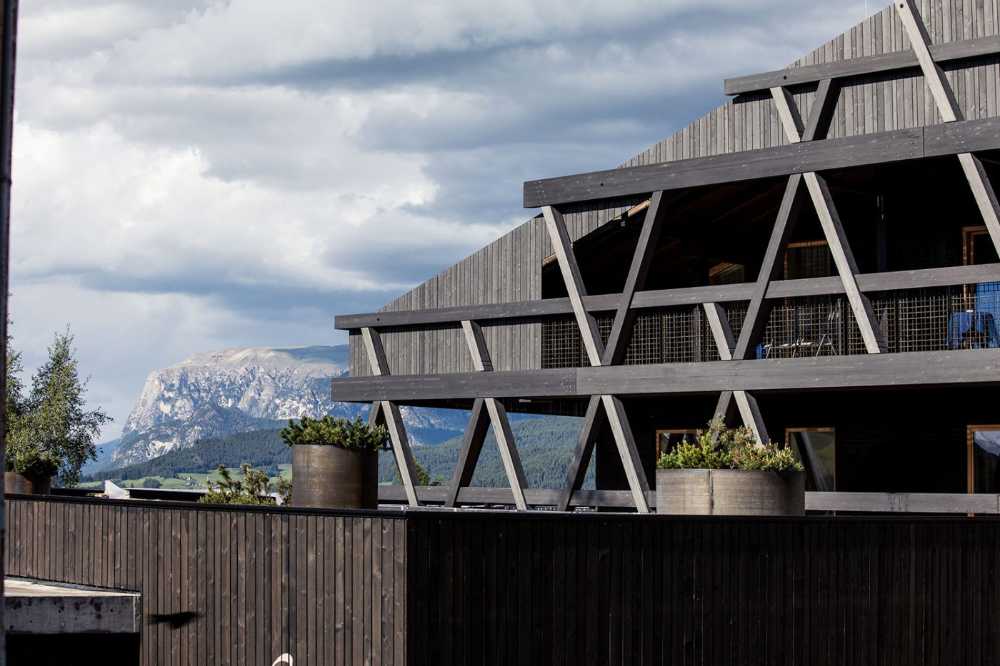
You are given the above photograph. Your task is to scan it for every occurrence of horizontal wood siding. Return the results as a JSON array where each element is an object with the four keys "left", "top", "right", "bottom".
[
  {"left": 4, "top": 497, "right": 406, "bottom": 666},
  {"left": 409, "top": 511, "right": 1000, "bottom": 666},
  {"left": 348, "top": 0, "right": 1000, "bottom": 379}
]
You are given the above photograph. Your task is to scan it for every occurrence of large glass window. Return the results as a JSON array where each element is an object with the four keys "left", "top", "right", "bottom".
[
  {"left": 786, "top": 428, "right": 836, "bottom": 491},
  {"left": 968, "top": 425, "right": 1000, "bottom": 493}
]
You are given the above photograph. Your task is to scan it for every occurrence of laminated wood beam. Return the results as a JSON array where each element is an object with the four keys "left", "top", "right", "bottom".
[
  {"left": 336, "top": 263, "right": 1000, "bottom": 330},
  {"left": 361, "top": 327, "right": 420, "bottom": 507},
  {"left": 522, "top": 117, "right": 1000, "bottom": 208},
  {"left": 458, "top": 320, "right": 528, "bottom": 510},
  {"left": 331, "top": 349, "right": 1000, "bottom": 402},
  {"left": 724, "top": 34, "right": 1000, "bottom": 95}
]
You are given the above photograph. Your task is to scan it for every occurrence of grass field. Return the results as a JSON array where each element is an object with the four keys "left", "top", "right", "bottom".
[{"left": 78, "top": 464, "right": 292, "bottom": 491}]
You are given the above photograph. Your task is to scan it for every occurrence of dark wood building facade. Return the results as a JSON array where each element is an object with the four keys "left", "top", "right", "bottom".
[{"left": 333, "top": 0, "right": 1000, "bottom": 512}]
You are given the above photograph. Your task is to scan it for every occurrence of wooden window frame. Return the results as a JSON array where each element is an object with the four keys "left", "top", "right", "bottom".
[
  {"left": 966, "top": 424, "right": 1000, "bottom": 494},
  {"left": 963, "top": 225, "right": 989, "bottom": 266},
  {"left": 783, "top": 239, "right": 831, "bottom": 280}
]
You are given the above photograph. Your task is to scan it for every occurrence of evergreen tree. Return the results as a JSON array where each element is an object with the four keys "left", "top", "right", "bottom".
[{"left": 24, "top": 329, "right": 111, "bottom": 485}]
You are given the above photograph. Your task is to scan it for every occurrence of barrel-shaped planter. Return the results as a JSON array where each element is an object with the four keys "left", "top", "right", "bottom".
[
  {"left": 291, "top": 445, "right": 378, "bottom": 509},
  {"left": 656, "top": 469, "right": 804, "bottom": 516},
  {"left": 4, "top": 471, "right": 52, "bottom": 496}
]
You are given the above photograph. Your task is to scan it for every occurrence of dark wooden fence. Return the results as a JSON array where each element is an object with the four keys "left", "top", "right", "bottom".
[
  {"left": 7, "top": 495, "right": 1000, "bottom": 665},
  {"left": 5, "top": 495, "right": 407, "bottom": 666},
  {"left": 407, "top": 511, "right": 1000, "bottom": 666}
]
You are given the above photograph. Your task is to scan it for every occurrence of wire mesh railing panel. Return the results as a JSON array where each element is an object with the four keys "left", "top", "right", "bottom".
[{"left": 539, "top": 283, "right": 1000, "bottom": 368}]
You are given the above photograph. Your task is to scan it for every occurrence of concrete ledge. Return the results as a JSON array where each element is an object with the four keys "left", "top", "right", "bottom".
[{"left": 5, "top": 578, "right": 141, "bottom": 634}]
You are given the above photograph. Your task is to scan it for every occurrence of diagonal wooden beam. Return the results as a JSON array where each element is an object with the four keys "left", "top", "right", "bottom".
[
  {"left": 603, "top": 190, "right": 669, "bottom": 366},
  {"left": 444, "top": 398, "right": 490, "bottom": 508},
  {"left": 600, "top": 394, "right": 650, "bottom": 513},
  {"left": 460, "top": 320, "right": 528, "bottom": 510},
  {"left": 770, "top": 86, "right": 887, "bottom": 354},
  {"left": 703, "top": 303, "right": 769, "bottom": 444},
  {"left": 803, "top": 172, "right": 887, "bottom": 353},
  {"left": 542, "top": 205, "right": 605, "bottom": 366},
  {"left": 895, "top": 0, "right": 961, "bottom": 123},
  {"left": 556, "top": 395, "right": 603, "bottom": 512},
  {"left": 543, "top": 206, "right": 651, "bottom": 513},
  {"left": 897, "top": 0, "right": 1000, "bottom": 259},
  {"left": 361, "top": 326, "right": 419, "bottom": 507}
]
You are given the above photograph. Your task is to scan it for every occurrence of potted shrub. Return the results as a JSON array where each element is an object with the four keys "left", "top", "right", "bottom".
[
  {"left": 656, "top": 421, "right": 805, "bottom": 516},
  {"left": 281, "top": 416, "right": 388, "bottom": 509},
  {"left": 4, "top": 447, "right": 60, "bottom": 495}
]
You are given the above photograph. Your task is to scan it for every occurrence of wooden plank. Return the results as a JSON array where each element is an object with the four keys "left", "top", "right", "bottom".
[
  {"left": 600, "top": 395, "right": 650, "bottom": 513},
  {"left": 335, "top": 262, "right": 1000, "bottom": 330},
  {"left": 724, "top": 34, "right": 1000, "bottom": 95},
  {"left": 523, "top": 117, "right": 1000, "bottom": 208},
  {"left": 897, "top": 0, "right": 962, "bottom": 122},
  {"left": 334, "top": 348, "right": 1000, "bottom": 402}
]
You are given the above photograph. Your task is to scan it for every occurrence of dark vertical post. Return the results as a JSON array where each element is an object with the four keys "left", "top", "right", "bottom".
[{"left": 0, "top": 1, "right": 17, "bottom": 662}]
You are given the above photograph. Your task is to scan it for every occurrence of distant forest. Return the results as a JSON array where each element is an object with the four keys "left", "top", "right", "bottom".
[{"left": 85, "top": 415, "right": 593, "bottom": 489}]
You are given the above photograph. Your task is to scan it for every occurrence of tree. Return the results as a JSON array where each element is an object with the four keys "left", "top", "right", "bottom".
[
  {"left": 22, "top": 329, "right": 111, "bottom": 486},
  {"left": 141, "top": 477, "right": 162, "bottom": 489}
]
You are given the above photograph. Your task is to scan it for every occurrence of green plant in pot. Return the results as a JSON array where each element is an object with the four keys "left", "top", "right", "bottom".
[
  {"left": 656, "top": 420, "right": 804, "bottom": 516},
  {"left": 282, "top": 416, "right": 389, "bottom": 509}
]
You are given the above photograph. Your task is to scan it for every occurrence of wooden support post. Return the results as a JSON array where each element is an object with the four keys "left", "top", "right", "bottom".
[
  {"left": 897, "top": 0, "right": 1000, "bottom": 258},
  {"left": 459, "top": 320, "right": 528, "bottom": 510},
  {"left": 361, "top": 327, "right": 420, "bottom": 507},
  {"left": 543, "top": 205, "right": 651, "bottom": 513}
]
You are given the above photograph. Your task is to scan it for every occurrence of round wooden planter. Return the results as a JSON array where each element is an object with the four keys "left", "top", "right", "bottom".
[
  {"left": 291, "top": 445, "right": 378, "bottom": 509},
  {"left": 4, "top": 471, "right": 52, "bottom": 496},
  {"left": 656, "top": 469, "right": 804, "bottom": 516}
]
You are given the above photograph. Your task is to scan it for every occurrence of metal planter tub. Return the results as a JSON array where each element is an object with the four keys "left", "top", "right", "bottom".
[
  {"left": 4, "top": 471, "right": 52, "bottom": 496},
  {"left": 291, "top": 445, "right": 378, "bottom": 509},
  {"left": 656, "top": 469, "right": 805, "bottom": 516}
]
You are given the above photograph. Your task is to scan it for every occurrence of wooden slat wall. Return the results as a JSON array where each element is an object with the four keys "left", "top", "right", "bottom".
[
  {"left": 348, "top": 0, "right": 1000, "bottom": 380},
  {"left": 4, "top": 497, "right": 407, "bottom": 666},
  {"left": 408, "top": 511, "right": 1000, "bottom": 666}
]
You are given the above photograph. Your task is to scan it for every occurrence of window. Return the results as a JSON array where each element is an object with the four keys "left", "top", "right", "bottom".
[
  {"left": 786, "top": 427, "right": 836, "bottom": 491},
  {"left": 655, "top": 429, "right": 697, "bottom": 459},
  {"left": 784, "top": 240, "right": 833, "bottom": 279},
  {"left": 967, "top": 425, "right": 1000, "bottom": 493}
]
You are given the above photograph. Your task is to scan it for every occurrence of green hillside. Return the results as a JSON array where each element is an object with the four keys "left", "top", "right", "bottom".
[{"left": 85, "top": 415, "right": 592, "bottom": 490}]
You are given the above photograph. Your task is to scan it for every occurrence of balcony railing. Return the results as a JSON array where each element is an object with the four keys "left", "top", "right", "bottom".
[{"left": 541, "top": 282, "right": 1000, "bottom": 367}]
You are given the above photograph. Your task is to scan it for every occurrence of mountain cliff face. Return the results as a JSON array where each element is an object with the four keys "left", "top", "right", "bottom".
[{"left": 110, "top": 345, "right": 467, "bottom": 467}]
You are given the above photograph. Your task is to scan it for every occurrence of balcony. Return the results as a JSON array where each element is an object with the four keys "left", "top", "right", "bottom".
[{"left": 541, "top": 282, "right": 1000, "bottom": 367}]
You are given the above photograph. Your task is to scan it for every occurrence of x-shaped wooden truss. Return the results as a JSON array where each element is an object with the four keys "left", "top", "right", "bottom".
[{"left": 362, "top": 0, "right": 1000, "bottom": 513}]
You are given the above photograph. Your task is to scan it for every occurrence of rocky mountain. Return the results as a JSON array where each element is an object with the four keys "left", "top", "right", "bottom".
[{"left": 107, "top": 345, "right": 469, "bottom": 468}]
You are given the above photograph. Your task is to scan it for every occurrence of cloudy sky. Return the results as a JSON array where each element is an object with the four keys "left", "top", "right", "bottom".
[{"left": 10, "top": 0, "right": 871, "bottom": 439}]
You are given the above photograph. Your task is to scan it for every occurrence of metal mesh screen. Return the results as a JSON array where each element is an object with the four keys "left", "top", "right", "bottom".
[{"left": 540, "top": 283, "right": 1000, "bottom": 367}]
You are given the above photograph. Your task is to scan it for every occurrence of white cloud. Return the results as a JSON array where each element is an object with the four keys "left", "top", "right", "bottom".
[{"left": 10, "top": 0, "right": 873, "bottom": 438}]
